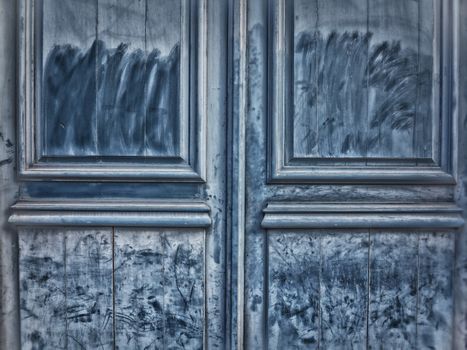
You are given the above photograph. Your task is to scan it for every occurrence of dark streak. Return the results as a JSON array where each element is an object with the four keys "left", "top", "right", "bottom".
[
  {"left": 294, "top": 31, "right": 432, "bottom": 157},
  {"left": 43, "top": 40, "right": 180, "bottom": 157}
]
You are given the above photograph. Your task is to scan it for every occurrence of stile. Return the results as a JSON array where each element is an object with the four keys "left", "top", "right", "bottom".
[
  {"left": 19, "top": 229, "right": 67, "bottom": 349},
  {"left": 65, "top": 229, "right": 113, "bottom": 349},
  {"left": 268, "top": 231, "right": 320, "bottom": 349},
  {"left": 417, "top": 232, "right": 455, "bottom": 349},
  {"left": 320, "top": 231, "right": 368, "bottom": 349},
  {"left": 368, "top": 232, "right": 418, "bottom": 349}
]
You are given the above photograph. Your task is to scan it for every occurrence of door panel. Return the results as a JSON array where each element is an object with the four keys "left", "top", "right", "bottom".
[{"left": 241, "top": 1, "right": 461, "bottom": 349}]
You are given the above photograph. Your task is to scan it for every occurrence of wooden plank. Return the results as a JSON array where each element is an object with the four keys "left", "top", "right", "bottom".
[
  {"left": 162, "top": 230, "right": 204, "bottom": 349},
  {"left": 42, "top": 0, "right": 97, "bottom": 156},
  {"left": 320, "top": 231, "right": 368, "bottom": 348},
  {"left": 65, "top": 229, "right": 113, "bottom": 349},
  {"left": 315, "top": 0, "right": 369, "bottom": 158},
  {"left": 417, "top": 232, "right": 455, "bottom": 349},
  {"left": 19, "top": 229, "right": 67, "bottom": 349},
  {"left": 114, "top": 229, "right": 165, "bottom": 349},
  {"left": 268, "top": 231, "right": 320, "bottom": 349},
  {"left": 368, "top": 0, "right": 419, "bottom": 158},
  {"left": 368, "top": 232, "right": 418, "bottom": 348},
  {"left": 145, "top": 0, "right": 182, "bottom": 156},
  {"left": 97, "top": 0, "right": 146, "bottom": 156},
  {"left": 415, "top": 0, "right": 434, "bottom": 159}
]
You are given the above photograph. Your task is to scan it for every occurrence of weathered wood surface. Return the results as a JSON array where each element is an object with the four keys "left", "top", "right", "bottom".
[
  {"left": 19, "top": 228, "right": 113, "bottom": 349},
  {"left": 114, "top": 229, "right": 204, "bottom": 349}
]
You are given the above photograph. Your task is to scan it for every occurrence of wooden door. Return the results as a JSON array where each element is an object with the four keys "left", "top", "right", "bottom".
[
  {"left": 3, "top": 0, "right": 466, "bottom": 349},
  {"left": 237, "top": 0, "right": 464, "bottom": 349},
  {"left": 12, "top": 0, "right": 229, "bottom": 348}
]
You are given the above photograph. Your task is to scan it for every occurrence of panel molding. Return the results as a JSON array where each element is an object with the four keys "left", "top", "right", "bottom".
[
  {"left": 262, "top": 202, "right": 464, "bottom": 229},
  {"left": 17, "top": 0, "right": 207, "bottom": 182},
  {"left": 9, "top": 200, "right": 211, "bottom": 227},
  {"left": 268, "top": 0, "right": 455, "bottom": 184}
]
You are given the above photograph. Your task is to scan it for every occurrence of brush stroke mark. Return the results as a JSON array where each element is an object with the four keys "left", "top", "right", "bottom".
[
  {"left": 293, "top": 31, "right": 432, "bottom": 158},
  {"left": 43, "top": 40, "right": 180, "bottom": 157}
]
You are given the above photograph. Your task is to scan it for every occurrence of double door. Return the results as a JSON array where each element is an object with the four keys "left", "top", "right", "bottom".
[{"left": 11, "top": 0, "right": 462, "bottom": 349}]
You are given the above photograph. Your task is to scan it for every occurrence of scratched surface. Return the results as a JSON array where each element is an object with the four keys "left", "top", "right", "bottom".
[
  {"left": 41, "top": 0, "right": 182, "bottom": 157},
  {"left": 114, "top": 229, "right": 204, "bottom": 349},
  {"left": 265, "top": 230, "right": 455, "bottom": 349},
  {"left": 19, "top": 228, "right": 113, "bottom": 349}
]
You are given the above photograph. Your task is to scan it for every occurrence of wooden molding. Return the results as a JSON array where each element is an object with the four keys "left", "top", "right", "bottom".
[
  {"left": 9, "top": 200, "right": 211, "bottom": 227},
  {"left": 262, "top": 202, "right": 464, "bottom": 229}
]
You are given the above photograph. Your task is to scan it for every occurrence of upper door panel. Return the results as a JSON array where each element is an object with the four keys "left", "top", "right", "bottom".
[
  {"left": 19, "top": 0, "right": 206, "bottom": 181},
  {"left": 269, "top": 0, "right": 453, "bottom": 183}
]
